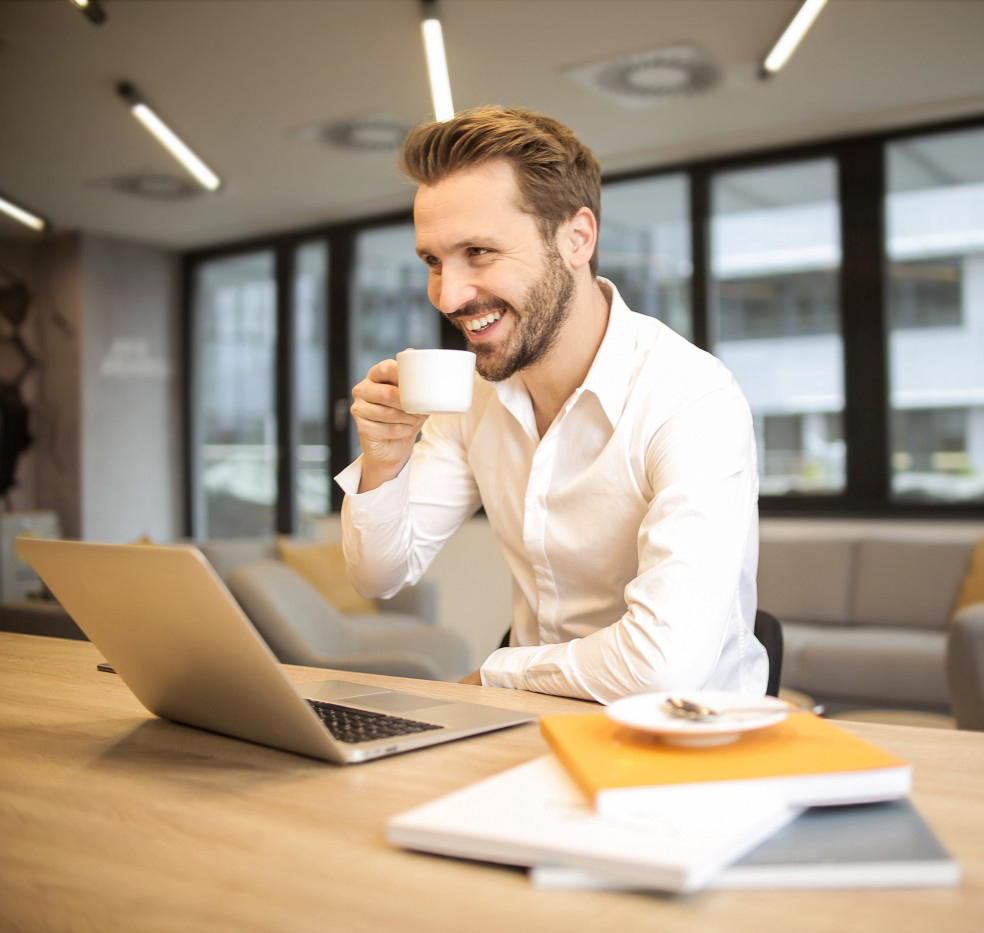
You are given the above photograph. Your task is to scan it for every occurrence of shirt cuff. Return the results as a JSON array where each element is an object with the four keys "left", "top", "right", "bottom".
[
  {"left": 335, "top": 456, "right": 412, "bottom": 521},
  {"left": 481, "top": 642, "right": 586, "bottom": 698},
  {"left": 333, "top": 457, "right": 364, "bottom": 496}
]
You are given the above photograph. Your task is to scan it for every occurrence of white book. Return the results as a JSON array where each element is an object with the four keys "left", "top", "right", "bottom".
[
  {"left": 387, "top": 755, "right": 798, "bottom": 894},
  {"left": 531, "top": 799, "right": 961, "bottom": 891}
]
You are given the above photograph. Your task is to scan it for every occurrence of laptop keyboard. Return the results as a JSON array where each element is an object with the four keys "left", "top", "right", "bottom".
[{"left": 307, "top": 699, "right": 442, "bottom": 744}]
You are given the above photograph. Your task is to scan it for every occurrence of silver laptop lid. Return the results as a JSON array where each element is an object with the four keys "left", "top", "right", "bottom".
[{"left": 18, "top": 538, "right": 532, "bottom": 764}]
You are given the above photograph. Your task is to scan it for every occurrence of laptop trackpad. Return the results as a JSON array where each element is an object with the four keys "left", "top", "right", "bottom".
[
  {"left": 302, "top": 680, "right": 390, "bottom": 702},
  {"left": 362, "top": 692, "right": 454, "bottom": 714},
  {"left": 300, "top": 680, "right": 454, "bottom": 714}
]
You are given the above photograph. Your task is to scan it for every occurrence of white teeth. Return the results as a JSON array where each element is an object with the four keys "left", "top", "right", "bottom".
[{"left": 464, "top": 310, "right": 503, "bottom": 332}]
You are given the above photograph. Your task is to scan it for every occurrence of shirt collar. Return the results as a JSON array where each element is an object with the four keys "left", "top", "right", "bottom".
[
  {"left": 489, "top": 277, "right": 638, "bottom": 433},
  {"left": 580, "top": 278, "right": 637, "bottom": 428}
]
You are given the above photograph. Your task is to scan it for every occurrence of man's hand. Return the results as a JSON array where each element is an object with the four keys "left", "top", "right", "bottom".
[
  {"left": 350, "top": 357, "right": 428, "bottom": 493},
  {"left": 458, "top": 670, "right": 482, "bottom": 685}
]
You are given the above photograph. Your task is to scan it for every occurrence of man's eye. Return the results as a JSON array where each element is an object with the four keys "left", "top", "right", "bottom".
[{"left": 468, "top": 247, "right": 492, "bottom": 258}]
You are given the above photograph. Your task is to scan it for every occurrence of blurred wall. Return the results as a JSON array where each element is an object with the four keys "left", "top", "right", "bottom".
[{"left": 0, "top": 233, "right": 184, "bottom": 542}]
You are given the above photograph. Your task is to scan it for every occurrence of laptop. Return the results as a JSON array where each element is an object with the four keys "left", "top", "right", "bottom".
[{"left": 18, "top": 537, "right": 533, "bottom": 764}]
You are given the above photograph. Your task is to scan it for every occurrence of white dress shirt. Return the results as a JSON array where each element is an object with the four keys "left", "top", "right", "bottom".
[{"left": 336, "top": 280, "right": 767, "bottom": 703}]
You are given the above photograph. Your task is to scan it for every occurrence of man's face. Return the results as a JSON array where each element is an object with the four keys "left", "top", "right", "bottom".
[{"left": 413, "top": 160, "right": 575, "bottom": 382}]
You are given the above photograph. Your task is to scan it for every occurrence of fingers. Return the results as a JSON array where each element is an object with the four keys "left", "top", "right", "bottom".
[
  {"left": 351, "top": 380, "right": 404, "bottom": 420},
  {"left": 351, "top": 378, "right": 421, "bottom": 429},
  {"left": 367, "top": 357, "right": 399, "bottom": 387},
  {"left": 350, "top": 358, "right": 427, "bottom": 443},
  {"left": 348, "top": 357, "right": 427, "bottom": 492}
]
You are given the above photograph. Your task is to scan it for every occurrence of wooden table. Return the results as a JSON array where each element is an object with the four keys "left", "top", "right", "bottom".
[{"left": 2, "top": 633, "right": 983, "bottom": 932}]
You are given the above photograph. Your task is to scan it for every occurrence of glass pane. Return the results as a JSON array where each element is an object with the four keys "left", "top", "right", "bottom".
[
  {"left": 598, "top": 174, "right": 692, "bottom": 338},
  {"left": 886, "top": 127, "right": 984, "bottom": 503},
  {"left": 710, "top": 159, "right": 844, "bottom": 495},
  {"left": 194, "top": 252, "right": 277, "bottom": 537},
  {"left": 350, "top": 223, "right": 440, "bottom": 455},
  {"left": 294, "top": 241, "right": 329, "bottom": 531}
]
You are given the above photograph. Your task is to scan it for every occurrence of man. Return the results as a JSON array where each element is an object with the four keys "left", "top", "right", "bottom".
[{"left": 335, "top": 106, "right": 767, "bottom": 703}]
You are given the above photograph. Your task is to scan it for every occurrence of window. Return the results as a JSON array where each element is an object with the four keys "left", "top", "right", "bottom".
[
  {"left": 893, "top": 408, "right": 970, "bottom": 476},
  {"left": 886, "top": 126, "right": 984, "bottom": 503},
  {"left": 710, "top": 159, "right": 844, "bottom": 495},
  {"left": 183, "top": 116, "right": 984, "bottom": 524},
  {"left": 598, "top": 174, "right": 692, "bottom": 338},
  {"left": 349, "top": 224, "right": 440, "bottom": 455},
  {"left": 888, "top": 257, "right": 962, "bottom": 330},
  {"left": 193, "top": 251, "right": 277, "bottom": 538},
  {"left": 293, "top": 241, "right": 330, "bottom": 531},
  {"left": 717, "top": 271, "right": 837, "bottom": 340}
]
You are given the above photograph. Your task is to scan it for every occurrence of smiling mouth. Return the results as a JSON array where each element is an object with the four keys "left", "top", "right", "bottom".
[{"left": 462, "top": 309, "right": 503, "bottom": 333}]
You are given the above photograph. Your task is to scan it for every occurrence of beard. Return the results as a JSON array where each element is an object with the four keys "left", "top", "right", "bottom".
[{"left": 452, "top": 246, "right": 576, "bottom": 383}]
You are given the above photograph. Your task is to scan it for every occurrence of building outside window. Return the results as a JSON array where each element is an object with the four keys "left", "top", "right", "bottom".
[
  {"left": 193, "top": 251, "right": 277, "bottom": 537},
  {"left": 349, "top": 224, "right": 440, "bottom": 456},
  {"left": 709, "top": 159, "right": 844, "bottom": 495},
  {"left": 293, "top": 241, "right": 330, "bottom": 531},
  {"left": 886, "top": 126, "right": 984, "bottom": 503},
  {"left": 717, "top": 270, "right": 837, "bottom": 340},
  {"left": 598, "top": 173, "right": 692, "bottom": 339}
]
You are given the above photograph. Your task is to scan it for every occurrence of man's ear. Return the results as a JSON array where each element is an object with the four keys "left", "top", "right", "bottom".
[{"left": 562, "top": 207, "right": 598, "bottom": 271}]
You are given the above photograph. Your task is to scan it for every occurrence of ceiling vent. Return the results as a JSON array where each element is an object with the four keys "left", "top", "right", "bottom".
[
  {"left": 102, "top": 173, "right": 204, "bottom": 201},
  {"left": 564, "top": 43, "right": 721, "bottom": 109},
  {"left": 291, "top": 114, "right": 412, "bottom": 152}
]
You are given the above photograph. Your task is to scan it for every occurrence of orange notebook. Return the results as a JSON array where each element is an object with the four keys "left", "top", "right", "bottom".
[{"left": 540, "top": 712, "right": 911, "bottom": 820}]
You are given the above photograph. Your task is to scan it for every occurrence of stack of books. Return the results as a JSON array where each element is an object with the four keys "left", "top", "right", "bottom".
[{"left": 387, "top": 707, "right": 960, "bottom": 894}]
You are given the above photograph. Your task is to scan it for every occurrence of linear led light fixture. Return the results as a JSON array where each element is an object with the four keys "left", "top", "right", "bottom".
[
  {"left": 0, "top": 193, "right": 47, "bottom": 232},
  {"left": 117, "top": 82, "right": 222, "bottom": 191},
  {"left": 68, "top": 0, "right": 107, "bottom": 26},
  {"left": 761, "top": 0, "right": 829, "bottom": 77},
  {"left": 420, "top": 0, "right": 455, "bottom": 121}
]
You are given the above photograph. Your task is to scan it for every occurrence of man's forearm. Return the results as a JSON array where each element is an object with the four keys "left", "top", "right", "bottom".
[{"left": 357, "top": 456, "right": 409, "bottom": 494}]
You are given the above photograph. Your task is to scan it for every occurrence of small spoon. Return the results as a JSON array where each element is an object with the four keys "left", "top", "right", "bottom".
[{"left": 664, "top": 696, "right": 825, "bottom": 722}]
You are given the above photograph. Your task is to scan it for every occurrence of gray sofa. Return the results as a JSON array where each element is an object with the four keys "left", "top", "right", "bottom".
[
  {"left": 197, "top": 537, "right": 472, "bottom": 682},
  {"left": 757, "top": 525, "right": 981, "bottom": 718},
  {"left": 198, "top": 537, "right": 438, "bottom": 624},
  {"left": 947, "top": 602, "right": 984, "bottom": 730}
]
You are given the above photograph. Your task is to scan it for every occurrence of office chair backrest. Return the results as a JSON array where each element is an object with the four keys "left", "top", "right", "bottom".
[{"left": 754, "top": 608, "right": 784, "bottom": 697}]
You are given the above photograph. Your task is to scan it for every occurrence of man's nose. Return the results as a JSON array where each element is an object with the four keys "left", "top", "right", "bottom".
[{"left": 432, "top": 265, "right": 478, "bottom": 315}]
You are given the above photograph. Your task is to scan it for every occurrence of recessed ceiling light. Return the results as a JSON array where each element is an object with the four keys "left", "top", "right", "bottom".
[
  {"left": 291, "top": 114, "right": 412, "bottom": 152},
  {"left": 101, "top": 173, "right": 205, "bottom": 201},
  {"left": 565, "top": 44, "right": 721, "bottom": 110}
]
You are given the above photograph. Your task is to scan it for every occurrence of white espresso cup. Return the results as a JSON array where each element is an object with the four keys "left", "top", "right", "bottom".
[{"left": 397, "top": 348, "right": 476, "bottom": 415}]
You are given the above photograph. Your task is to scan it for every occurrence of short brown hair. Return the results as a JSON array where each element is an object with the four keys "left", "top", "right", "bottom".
[{"left": 400, "top": 106, "right": 602, "bottom": 274}]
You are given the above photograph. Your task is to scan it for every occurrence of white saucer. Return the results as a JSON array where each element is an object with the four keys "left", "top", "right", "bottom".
[{"left": 606, "top": 691, "right": 790, "bottom": 747}]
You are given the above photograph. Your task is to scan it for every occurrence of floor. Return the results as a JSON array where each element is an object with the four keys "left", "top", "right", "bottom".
[
  {"left": 827, "top": 708, "right": 956, "bottom": 730},
  {"left": 779, "top": 687, "right": 956, "bottom": 730}
]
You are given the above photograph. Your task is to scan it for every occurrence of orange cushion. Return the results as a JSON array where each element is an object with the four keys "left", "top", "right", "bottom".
[
  {"left": 953, "top": 538, "right": 984, "bottom": 615},
  {"left": 276, "top": 538, "right": 375, "bottom": 613}
]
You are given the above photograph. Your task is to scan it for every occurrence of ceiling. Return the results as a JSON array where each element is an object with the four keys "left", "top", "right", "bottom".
[{"left": 1, "top": 0, "right": 983, "bottom": 252}]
